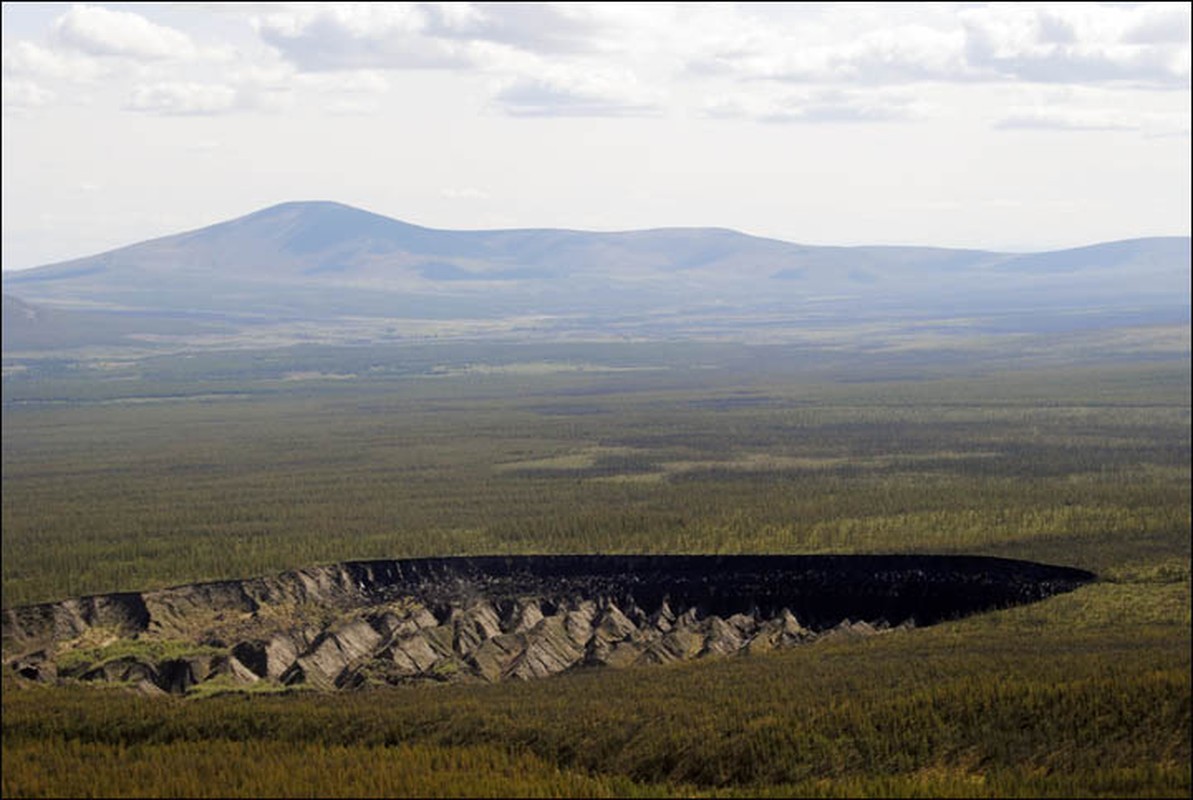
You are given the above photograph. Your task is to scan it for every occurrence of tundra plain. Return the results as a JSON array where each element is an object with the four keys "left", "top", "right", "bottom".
[{"left": 2, "top": 338, "right": 1189, "bottom": 797}]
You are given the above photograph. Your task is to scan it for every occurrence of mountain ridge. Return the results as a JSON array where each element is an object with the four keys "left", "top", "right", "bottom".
[
  {"left": 6, "top": 200, "right": 1187, "bottom": 285},
  {"left": 2, "top": 201, "right": 1188, "bottom": 351}
]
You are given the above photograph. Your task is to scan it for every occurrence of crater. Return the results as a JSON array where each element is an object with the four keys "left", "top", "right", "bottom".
[{"left": 2, "top": 554, "right": 1094, "bottom": 694}]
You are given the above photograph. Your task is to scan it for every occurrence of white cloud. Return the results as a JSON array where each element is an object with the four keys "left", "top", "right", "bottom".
[
  {"left": 680, "top": 3, "right": 1189, "bottom": 89},
  {"left": 960, "top": 3, "right": 1191, "bottom": 86},
  {"left": 995, "top": 108, "right": 1136, "bottom": 131},
  {"left": 2, "top": 40, "right": 105, "bottom": 82},
  {"left": 2, "top": 78, "right": 55, "bottom": 112},
  {"left": 51, "top": 4, "right": 199, "bottom": 61},
  {"left": 254, "top": 3, "right": 473, "bottom": 70},
  {"left": 424, "top": 2, "right": 613, "bottom": 54},
  {"left": 986, "top": 81, "right": 1192, "bottom": 137},
  {"left": 491, "top": 66, "right": 661, "bottom": 117},
  {"left": 1123, "top": 3, "right": 1193, "bottom": 45},
  {"left": 254, "top": 2, "right": 626, "bottom": 68},
  {"left": 110, "top": 57, "right": 387, "bottom": 118},
  {"left": 833, "top": 26, "right": 970, "bottom": 83},
  {"left": 706, "top": 88, "right": 928, "bottom": 124},
  {"left": 711, "top": 24, "right": 969, "bottom": 85},
  {"left": 125, "top": 81, "right": 238, "bottom": 115},
  {"left": 250, "top": 3, "right": 672, "bottom": 119}
]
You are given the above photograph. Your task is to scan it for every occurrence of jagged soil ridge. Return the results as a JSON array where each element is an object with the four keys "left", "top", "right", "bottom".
[{"left": 3, "top": 555, "right": 1094, "bottom": 692}]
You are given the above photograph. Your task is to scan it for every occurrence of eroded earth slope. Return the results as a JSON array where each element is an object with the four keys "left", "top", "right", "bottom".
[{"left": 2, "top": 555, "right": 1094, "bottom": 694}]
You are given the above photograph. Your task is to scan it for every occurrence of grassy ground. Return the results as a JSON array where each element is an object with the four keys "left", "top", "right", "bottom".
[
  {"left": 2, "top": 345, "right": 1189, "bottom": 796},
  {"left": 4, "top": 580, "right": 1188, "bottom": 797},
  {"left": 2, "top": 356, "right": 1188, "bottom": 606}
]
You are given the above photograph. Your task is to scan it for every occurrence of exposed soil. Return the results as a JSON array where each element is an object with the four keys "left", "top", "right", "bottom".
[{"left": 2, "top": 554, "right": 1095, "bottom": 693}]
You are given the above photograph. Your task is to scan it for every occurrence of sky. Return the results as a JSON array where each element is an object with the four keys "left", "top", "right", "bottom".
[{"left": 2, "top": 2, "right": 1190, "bottom": 271}]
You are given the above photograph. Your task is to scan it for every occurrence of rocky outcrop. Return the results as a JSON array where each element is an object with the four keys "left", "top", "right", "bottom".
[{"left": 2, "top": 555, "right": 1094, "bottom": 693}]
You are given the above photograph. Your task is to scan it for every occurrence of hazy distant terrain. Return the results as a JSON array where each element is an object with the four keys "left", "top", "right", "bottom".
[
  {"left": 3, "top": 204, "right": 1189, "bottom": 797},
  {"left": 3, "top": 202, "right": 1189, "bottom": 356}
]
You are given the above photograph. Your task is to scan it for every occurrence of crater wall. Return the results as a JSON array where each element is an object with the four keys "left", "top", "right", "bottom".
[{"left": 2, "top": 554, "right": 1095, "bottom": 692}]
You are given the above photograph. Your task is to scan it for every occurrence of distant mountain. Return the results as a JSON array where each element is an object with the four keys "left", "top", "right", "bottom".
[
  {"left": 2, "top": 201, "right": 1189, "bottom": 349},
  {"left": 5, "top": 201, "right": 1006, "bottom": 295}
]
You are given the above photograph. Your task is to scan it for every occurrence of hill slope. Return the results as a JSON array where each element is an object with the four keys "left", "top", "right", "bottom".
[{"left": 2, "top": 201, "right": 1188, "bottom": 347}]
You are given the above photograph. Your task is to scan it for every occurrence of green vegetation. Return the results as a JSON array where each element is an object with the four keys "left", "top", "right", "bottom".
[
  {"left": 3, "top": 353, "right": 1188, "bottom": 607},
  {"left": 4, "top": 586, "right": 1188, "bottom": 797},
  {"left": 2, "top": 343, "right": 1190, "bottom": 796},
  {"left": 55, "top": 639, "right": 224, "bottom": 674}
]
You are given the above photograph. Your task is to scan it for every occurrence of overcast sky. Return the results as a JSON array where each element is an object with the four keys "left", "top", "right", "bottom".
[{"left": 2, "top": 2, "right": 1190, "bottom": 271}]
